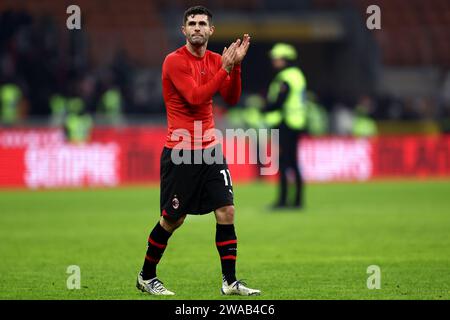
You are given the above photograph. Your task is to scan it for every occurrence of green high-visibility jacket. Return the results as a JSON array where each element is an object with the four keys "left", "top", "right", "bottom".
[
  {"left": 0, "top": 84, "right": 22, "bottom": 124},
  {"left": 307, "top": 101, "right": 329, "bottom": 136},
  {"left": 266, "top": 67, "right": 307, "bottom": 129},
  {"left": 352, "top": 115, "right": 377, "bottom": 137},
  {"left": 50, "top": 94, "right": 66, "bottom": 116},
  {"left": 99, "top": 89, "right": 121, "bottom": 115},
  {"left": 65, "top": 114, "right": 93, "bottom": 143}
]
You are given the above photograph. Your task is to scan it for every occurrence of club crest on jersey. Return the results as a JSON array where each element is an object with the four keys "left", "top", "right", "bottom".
[{"left": 172, "top": 195, "right": 180, "bottom": 209}]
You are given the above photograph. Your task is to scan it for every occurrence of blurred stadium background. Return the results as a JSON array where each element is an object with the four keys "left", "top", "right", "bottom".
[{"left": 0, "top": 0, "right": 449, "bottom": 299}]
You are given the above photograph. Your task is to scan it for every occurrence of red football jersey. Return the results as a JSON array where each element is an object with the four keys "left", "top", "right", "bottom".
[{"left": 162, "top": 45, "right": 241, "bottom": 149}]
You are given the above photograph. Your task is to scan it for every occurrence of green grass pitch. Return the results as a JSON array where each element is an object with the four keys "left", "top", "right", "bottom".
[{"left": 0, "top": 180, "right": 449, "bottom": 300}]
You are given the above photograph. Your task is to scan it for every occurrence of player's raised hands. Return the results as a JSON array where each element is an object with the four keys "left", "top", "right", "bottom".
[
  {"left": 234, "top": 34, "right": 251, "bottom": 64},
  {"left": 222, "top": 40, "right": 239, "bottom": 73}
]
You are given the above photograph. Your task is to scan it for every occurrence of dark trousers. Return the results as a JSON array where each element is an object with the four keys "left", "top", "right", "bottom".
[{"left": 277, "top": 124, "right": 304, "bottom": 207}]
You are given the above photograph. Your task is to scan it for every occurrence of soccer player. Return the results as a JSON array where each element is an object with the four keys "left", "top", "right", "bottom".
[{"left": 136, "top": 6, "right": 260, "bottom": 296}]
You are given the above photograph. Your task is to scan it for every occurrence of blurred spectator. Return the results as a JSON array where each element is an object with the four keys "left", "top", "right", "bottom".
[
  {"left": 305, "top": 91, "right": 329, "bottom": 136},
  {"left": 63, "top": 93, "right": 93, "bottom": 144},
  {"left": 96, "top": 69, "right": 124, "bottom": 125},
  {"left": 224, "top": 93, "right": 266, "bottom": 181},
  {"left": 49, "top": 74, "right": 97, "bottom": 127},
  {"left": 97, "top": 85, "right": 124, "bottom": 125},
  {"left": 49, "top": 93, "right": 66, "bottom": 127},
  {"left": 0, "top": 80, "right": 27, "bottom": 125},
  {"left": 332, "top": 102, "right": 353, "bottom": 135},
  {"left": 242, "top": 93, "right": 265, "bottom": 129},
  {"left": 352, "top": 95, "right": 377, "bottom": 137}
]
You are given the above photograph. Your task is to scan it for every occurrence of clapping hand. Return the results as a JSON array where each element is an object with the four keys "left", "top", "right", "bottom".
[{"left": 234, "top": 34, "right": 251, "bottom": 65}]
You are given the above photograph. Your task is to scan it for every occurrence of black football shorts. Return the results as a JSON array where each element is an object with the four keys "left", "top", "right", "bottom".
[{"left": 159, "top": 144, "right": 234, "bottom": 221}]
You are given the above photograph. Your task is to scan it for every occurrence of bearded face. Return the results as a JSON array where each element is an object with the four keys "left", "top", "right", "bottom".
[{"left": 182, "top": 14, "right": 214, "bottom": 47}]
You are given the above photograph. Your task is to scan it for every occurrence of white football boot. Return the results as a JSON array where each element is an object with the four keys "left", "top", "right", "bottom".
[
  {"left": 136, "top": 272, "right": 175, "bottom": 295},
  {"left": 221, "top": 277, "right": 261, "bottom": 296}
]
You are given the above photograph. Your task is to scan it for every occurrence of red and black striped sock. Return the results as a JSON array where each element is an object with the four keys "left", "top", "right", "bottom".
[
  {"left": 141, "top": 222, "right": 172, "bottom": 280},
  {"left": 216, "top": 223, "right": 237, "bottom": 285}
]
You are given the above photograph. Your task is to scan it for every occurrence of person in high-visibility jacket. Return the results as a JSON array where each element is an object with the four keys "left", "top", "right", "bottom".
[
  {"left": 264, "top": 43, "right": 307, "bottom": 210},
  {"left": 97, "top": 87, "right": 123, "bottom": 125},
  {"left": 49, "top": 94, "right": 67, "bottom": 126},
  {"left": 0, "top": 83, "right": 23, "bottom": 125},
  {"left": 227, "top": 93, "right": 265, "bottom": 130},
  {"left": 305, "top": 91, "right": 329, "bottom": 136},
  {"left": 352, "top": 96, "right": 378, "bottom": 137},
  {"left": 64, "top": 97, "right": 93, "bottom": 143},
  {"left": 243, "top": 94, "right": 265, "bottom": 129}
]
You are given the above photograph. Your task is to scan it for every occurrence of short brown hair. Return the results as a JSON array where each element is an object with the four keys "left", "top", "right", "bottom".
[{"left": 183, "top": 6, "right": 213, "bottom": 25}]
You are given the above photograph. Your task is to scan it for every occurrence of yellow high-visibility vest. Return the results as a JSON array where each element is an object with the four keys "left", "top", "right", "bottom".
[
  {"left": 266, "top": 67, "right": 307, "bottom": 129},
  {"left": 0, "top": 84, "right": 21, "bottom": 124}
]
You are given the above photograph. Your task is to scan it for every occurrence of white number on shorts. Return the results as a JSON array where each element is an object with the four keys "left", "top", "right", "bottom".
[{"left": 220, "top": 169, "right": 233, "bottom": 186}]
